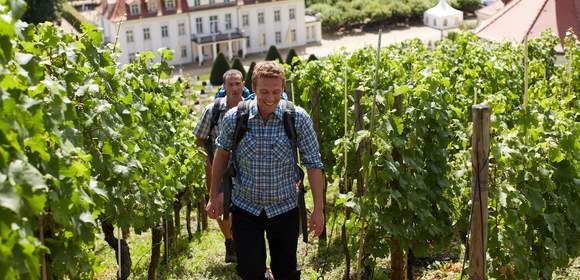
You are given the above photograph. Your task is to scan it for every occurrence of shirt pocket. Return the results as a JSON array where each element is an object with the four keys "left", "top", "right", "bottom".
[
  {"left": 273, "top": 135, "right": 296, "bottom": 184},
  {"left": 235, "top": 134, "right": 256, "bottom": 171}
]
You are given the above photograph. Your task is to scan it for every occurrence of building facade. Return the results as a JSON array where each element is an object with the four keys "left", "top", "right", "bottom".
[{"left": 95, "top": 0, "right": 321, "bottom": 65}]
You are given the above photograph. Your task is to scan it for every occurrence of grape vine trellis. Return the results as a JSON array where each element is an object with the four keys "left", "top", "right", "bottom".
[
  {"left": 290, "top": 32, "right": 579, "bottom": 279},
  {"left": 0, "top": 1, "right": 579, "bottom": 279},
  {"left": 0, "top": 1, "right": 206, "bottom": 279}
]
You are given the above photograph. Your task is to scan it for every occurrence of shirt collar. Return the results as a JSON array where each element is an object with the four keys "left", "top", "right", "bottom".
[{"left": 248, "top": 100, "right": 284, "bottom": 121}]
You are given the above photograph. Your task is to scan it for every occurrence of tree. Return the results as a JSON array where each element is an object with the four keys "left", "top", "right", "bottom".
[
  {"left": 210, "top": 53, "right": 230, "bottom": 86},
  {"left": 231, "top": 57, "right": 247, "bottom": 79},
  {"left": 245, "top": 61, "right": 256, "bottom": 90},
  {"left": 22, "top": 0, "right": 63, "bottom": 24},
  {"left": 451, "top": 0, "right": 481, "bottom": 13},
  {"left": 265, "top": 45, "right": 283, "bottom": 62},
  {"left": 285, "top": 49, "right": 300, "bottom": 70}
]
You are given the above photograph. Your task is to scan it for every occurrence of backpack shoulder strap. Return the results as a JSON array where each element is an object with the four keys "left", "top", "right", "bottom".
[
  {"left": 209, "top": 97, "right": 226, "bottom": 133},
  {"left": 231, "top": 100, "right": 251, "bottom": 152},
  {"left": 280, "top": 100, "right": 297, "bottom": 145}
]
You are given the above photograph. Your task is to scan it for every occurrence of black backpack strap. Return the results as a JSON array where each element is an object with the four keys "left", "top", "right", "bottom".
[
  {"left": 209, "top": 97, "right": 226, "bottom": 134},
  {"left": 280, "top": 100, "right": 298, "bottom": 156},
  {"left": 231, "top": 100, "right": 251, "bottom": 155}
]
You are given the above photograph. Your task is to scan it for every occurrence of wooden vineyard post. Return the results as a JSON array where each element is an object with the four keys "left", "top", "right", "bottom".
[
  {"left": 469, "top": 104, "right": 491, "bottom": 280},
  {"left": 285, "top": 79, "right": 294, "bottom": 102},
  {"left": 390, "top": 93, "right": 407, "bottom": 280},
  {"left": 309, "top": 85, "right": 326, "bottom": 240}
]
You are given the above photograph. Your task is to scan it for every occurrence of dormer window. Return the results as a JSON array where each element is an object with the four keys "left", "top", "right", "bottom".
[
  {"left": 165, "top": 0, "right": 176, "bottom": 10},
  {"left": 129, "top": 4, "right": 140, "bottom": 16},
  {"left": 147, "top": 0, "right": 157, "bottom": 13}
]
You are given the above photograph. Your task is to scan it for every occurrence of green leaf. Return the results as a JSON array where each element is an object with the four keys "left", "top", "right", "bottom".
[
  {"left": 79, "top": 211, "right": 95, "bottom": 225},
  {"left": 0, "top": 173, "right": 20, "bottom": 214},
  {"left": 8, "top": 160, "right": 47, "bottom": 191}
]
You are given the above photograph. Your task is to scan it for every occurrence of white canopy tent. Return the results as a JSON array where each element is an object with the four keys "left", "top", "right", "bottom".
[{"left": 424, "top": 0, "right": 464, "bottom": 30}]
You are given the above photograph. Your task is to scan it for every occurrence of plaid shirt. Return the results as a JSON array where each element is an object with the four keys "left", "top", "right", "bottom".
[
  {"left": 216, "top": 99, "right": 323, "bottom": 218},
  {"left": 193, "top": 99, "right": 228, "bottom": 154}
]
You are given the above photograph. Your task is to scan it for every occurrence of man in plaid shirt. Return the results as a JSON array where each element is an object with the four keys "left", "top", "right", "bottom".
[
  {"left": 206, "top": 61, "right": 325, "bottom": 280},
  {"left": 194, "top": 69, "right": 245, "bottom": 263}
]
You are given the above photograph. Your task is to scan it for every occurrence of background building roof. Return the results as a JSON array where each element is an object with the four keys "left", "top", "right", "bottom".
[{"left": 475, "top": 0, "right": 580, "bottom": 52}]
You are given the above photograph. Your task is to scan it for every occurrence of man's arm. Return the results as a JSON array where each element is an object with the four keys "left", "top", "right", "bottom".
[
  {"left": 307, "top": 168, "right": 325, "bottom": 237},
  {"left": 195, "top": 138, "right": 206, "bottom": 148},
  {"left": 206, "top": 148, "right": 230, "bottom": 219}
]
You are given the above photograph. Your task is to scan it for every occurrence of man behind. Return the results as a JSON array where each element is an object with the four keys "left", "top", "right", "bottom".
[
  {"left": 194, "top": 69, "right": 245, "bottom": 263},
  {"left": 206, "top": 61, "right": 325, "bottom": 280}
]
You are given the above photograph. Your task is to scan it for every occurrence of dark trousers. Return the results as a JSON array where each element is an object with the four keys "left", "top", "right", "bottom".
[{"left": 232, "top": 207, "right": 300, "bottom": 280}]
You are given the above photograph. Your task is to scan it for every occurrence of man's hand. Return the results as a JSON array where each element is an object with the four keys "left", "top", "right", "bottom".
[
  {"left": 206, "top": 193, "right": 224, "bottom": 220},
  {"left": 309, "top": 208, "right": 325, "bottom": 237}
]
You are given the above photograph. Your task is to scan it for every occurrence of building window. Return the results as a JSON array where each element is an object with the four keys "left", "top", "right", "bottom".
[
  {"left": 147, "top": 0, "right": 157, "bottom": 12},
  {"left": 196, "top": 18, "right": 203, "bottom": 33},
  {"left": 225, "top": 14, "right": 232, "bottom": 30},
  {"left": 291, "top": 29, "right": 296, "bottom": 42},
  {"left": 126, "top": 30, "right": 134, "bottom": 42},
  {"left": 178, "top": 23, "right": 186, "bottom": 36},
  {"left": 129, "top": 52, "right": 137, "bottom": 62},
  {"left": 209, "top": 15, "right": 218, "bottom": 33},
  {"left": 224, "top": 0, "right": 230, "bottom": 3},
  {"left": 161, "top": 25, "right": 169, "bottom": 38},
  {"left": 289, "top": 8, "right": 295, "bottom": 20},
  {"left": 193, "top": 0, "right": 200, "bottom": 6},
  {"left": 242, "top": 14, "right": 249, "bottom": 26},
  {"left": 130, "top": 4, "right": 140, "bottom": 15},
  {"left": 274, "top": 10, "right": 280, "bottom": 22},
  {"left": 181, "top": 46, "right": 187, "bottom": 57},
  {"left": 246, "top": 36, "right": 250, "bottom": 48},
  {"left": 258, "top": 12, "right": 264, "bottom": 24},
  {"left": 259, "top": 33, "right": 266, "bottom": 47},
  {"left": 209, "top": 0, "right": 215, "bottom": 4},
  {"left": 143, "top": 28, "right": 150, "bottom": 40},
  {"left": 443, "top": 19, "right": 448, "bottom": 27},
  {"left": 275, "top": 31, "right": 281, "bottom": 44},
  {"left": 165, "top": 0, "right": 176, "bottom": 9}
]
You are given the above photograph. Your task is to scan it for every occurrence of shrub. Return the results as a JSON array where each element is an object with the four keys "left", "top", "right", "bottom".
[
  {"left": 231, "top": 57, "right": 247, "bottom": 79},
  {"left": 286, "top": 49, "right": 301, "bottom": 70},
  {"left": 209, "top": 53, "right": 230, "bottom": 86},
  {"left": 309, "top": 3, "right": 344, "bottom": 31},
  {"left": 245, "top": 61, "right": 256, "bottom": 90},
  {"left": 265, "top": 45, "right": 283, "bottom": 62}
]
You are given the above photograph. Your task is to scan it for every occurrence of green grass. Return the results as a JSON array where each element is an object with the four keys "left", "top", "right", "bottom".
[{"left": 94, "top": 185, "right": 580, "bottom": 280}]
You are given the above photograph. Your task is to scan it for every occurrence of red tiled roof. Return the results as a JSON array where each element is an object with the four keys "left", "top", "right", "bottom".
[
  {"left": 100, "top": 0, "right": 233, "bottom": 21},
  {"left": 475, "top": 0, "right": 580, "bottom": 52}
]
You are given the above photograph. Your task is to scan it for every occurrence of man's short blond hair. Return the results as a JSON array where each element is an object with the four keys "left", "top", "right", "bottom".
[
  {"left": 252, "top": 61, "right": 285, "bottom": 88},
  {"left": 223, "top": 69, "right": 243, "bottom": 82}
]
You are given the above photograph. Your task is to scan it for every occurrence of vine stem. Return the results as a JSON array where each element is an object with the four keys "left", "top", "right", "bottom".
[
  {"left": 356, "top": 219, "right": 366, "bottom": 280},
  {"left": 40, "top": 215, "right": 47, "bottom": 280}
]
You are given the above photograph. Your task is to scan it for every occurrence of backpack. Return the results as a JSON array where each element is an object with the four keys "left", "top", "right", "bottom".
[
  {"left": 215, "top": 85, "right": 289, "bottom": 101},
  {"left": 205, "top": 97, "right": 228, "bottom": 162},
  {"left": 215, "top": 86, "right": 252, "bottom": 99},
  {"left": 230, "top": 99, "right": 298, "bottom": 159}
]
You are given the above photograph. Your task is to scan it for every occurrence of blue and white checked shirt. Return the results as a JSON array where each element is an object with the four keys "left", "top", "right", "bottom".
[
  {"left": 193, "top": 100, "right": 228, "bottom": 153},
  {"left": 216, "top": 99, "right": 323, "bottom": 218}
]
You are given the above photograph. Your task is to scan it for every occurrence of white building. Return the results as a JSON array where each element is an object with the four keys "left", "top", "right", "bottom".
[
  {"left": 423, "top": 0, "right": 463, "bottom": 30},
  {"left": 95, "top": 0, "right": 322, "bottom": 65}
]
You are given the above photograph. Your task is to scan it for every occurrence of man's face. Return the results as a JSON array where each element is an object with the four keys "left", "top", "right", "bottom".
[
  {"left": 224, "top": 74, "right": 244, "bottom": 100},
  {"left": 253, "top": 77, "right": 283, "bottom": 116}
]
